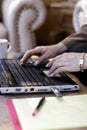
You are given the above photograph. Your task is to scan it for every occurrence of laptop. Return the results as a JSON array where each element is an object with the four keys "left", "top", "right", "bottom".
[{"left": 0, "top": 58, "right": 79, "bottom": 95}]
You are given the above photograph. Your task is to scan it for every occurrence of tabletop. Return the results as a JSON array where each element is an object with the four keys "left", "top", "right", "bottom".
[{"left": 0, "top": 72, "right": 87, "bottom": 130}]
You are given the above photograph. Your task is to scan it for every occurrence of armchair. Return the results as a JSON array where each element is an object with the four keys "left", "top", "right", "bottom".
[
  {"left": 1, "top": 0, "right": 46, "bottom": 53},
  {"left": 73, "top": 0, "right": 87, "bottom": 32}
]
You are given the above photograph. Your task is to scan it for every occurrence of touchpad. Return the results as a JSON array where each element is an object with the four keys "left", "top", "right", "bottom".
[{"left": 43, "top": 70, "right": 62, "bottom": 77}]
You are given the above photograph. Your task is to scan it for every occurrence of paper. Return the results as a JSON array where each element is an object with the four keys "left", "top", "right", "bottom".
[{"left": 7, "top": 95, "right": 87, "bottom": 130}]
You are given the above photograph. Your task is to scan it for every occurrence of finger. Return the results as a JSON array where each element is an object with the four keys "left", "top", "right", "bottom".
[
  {"left": 37, "top": 51, "right": 55, "bottom": 64},
  {"left": 49, "top": 59, "right": 69, "bottom": 75},
  {"left": 46, "top": 60, "right": 53, "bottom": 67},
  {"left": 20, "top": 47, "right": 42, "bottom": 63},
  {"left": 49, "top": 66, "right": 65, "bottom": 76},
  {"left": 20, "top": 50, "right": 32, "bottom": 63},
  {"left": 50, "top": 65, "right": 77, "bottom": 76},
  {"left": 37, "top": 55, "right": 48, "bottom": 63},
  {"left": 49, "top": 62, "right": 58, "bottom": 75}
]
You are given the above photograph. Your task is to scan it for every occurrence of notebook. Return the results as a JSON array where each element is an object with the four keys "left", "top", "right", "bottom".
[
  {"left": 6, "top": 94, "right": 87, "bottom": 130},
  {"left": 0, "top": 59, "right": 79, "bottom": 94}
]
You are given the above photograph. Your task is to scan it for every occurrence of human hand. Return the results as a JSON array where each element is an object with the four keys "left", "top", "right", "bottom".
[
  {"left": 20, "top": 43, "right": 67, "bottom": 64},
  {"left": 47, "top": 52, "right": 82, "bottom": 76}
]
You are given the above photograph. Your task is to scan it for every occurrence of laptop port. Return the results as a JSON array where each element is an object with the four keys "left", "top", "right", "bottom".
[
  {"left": 25, "top": 89, "right": 28, "bottom": 92},
  {"left": 30, "top": 88, "right": 34, "bottom": 91},
  {"left": 16, "top": 88, "right": 21, "bottom": 92},
  {"left": 6, "top": 89, "right": 8, "bottom": 91},
  {"left": 38, "top": 89, "right": 48, "bottom": 92}
]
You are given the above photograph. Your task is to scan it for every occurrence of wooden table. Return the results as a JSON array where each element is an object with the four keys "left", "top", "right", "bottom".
[{"left": 0, "top": 72, "right": 87, "bottom": 130}]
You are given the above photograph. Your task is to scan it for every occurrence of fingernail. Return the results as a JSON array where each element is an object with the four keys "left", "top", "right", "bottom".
[{"left": 20, "top": 60, "right": 23, "bottom": 65}]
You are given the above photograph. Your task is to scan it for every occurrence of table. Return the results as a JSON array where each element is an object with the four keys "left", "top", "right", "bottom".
[{"left": 0, "top": 72, "right": 87, "bottom": 130}]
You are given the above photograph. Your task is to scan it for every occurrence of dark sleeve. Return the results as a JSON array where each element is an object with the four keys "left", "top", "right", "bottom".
[
  {"left": 61, "top": 24, "right": 87, "bottom": 49},
  {"left": 0, "top": 0, "right": 3, "bottom": 22}
]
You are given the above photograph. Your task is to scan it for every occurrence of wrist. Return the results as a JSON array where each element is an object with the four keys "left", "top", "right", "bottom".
[{"left": 57, "top": 42, "right": 67, "bottom": 53}]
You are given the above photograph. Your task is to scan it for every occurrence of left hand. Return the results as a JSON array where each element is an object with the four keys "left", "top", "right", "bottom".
[{"left": 47, "top": 52, "right": 81, "bottom": 76}]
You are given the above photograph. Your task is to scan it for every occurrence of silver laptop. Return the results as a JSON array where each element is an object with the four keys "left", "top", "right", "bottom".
[{"left": 0, "top": 59, "right": 79, "bottom": 95}]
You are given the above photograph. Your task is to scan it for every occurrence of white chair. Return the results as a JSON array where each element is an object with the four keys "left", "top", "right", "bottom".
[
  {"left": 73, "top": 0, "right": 87, "bottom": 32},
  {"left": 1, "top": 0, "right": 47, "bottom": 53}
]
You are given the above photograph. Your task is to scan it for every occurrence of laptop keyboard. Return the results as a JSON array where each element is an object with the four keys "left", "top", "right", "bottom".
[
  {"left": 0, "top": 59, "right": 80, "bottom": 94},
  {"left": 0, "top": 59, "right": 53, "bottom": 87}
]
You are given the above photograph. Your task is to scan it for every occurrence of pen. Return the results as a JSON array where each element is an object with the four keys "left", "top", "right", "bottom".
[{"left": 32, "top": 97, "right": 45, "bottom": 116}]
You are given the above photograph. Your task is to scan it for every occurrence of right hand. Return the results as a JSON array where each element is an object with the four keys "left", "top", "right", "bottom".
[{"left": 20, "top": 43, "right": 67, "bottom": 64}]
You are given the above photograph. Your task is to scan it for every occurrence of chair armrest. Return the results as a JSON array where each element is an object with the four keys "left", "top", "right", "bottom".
[
  {"left": 73, "top": 0, "right": 87, "bottom": 32},
  {"left": 2, "top": 0, "right": 47, "bottom": 52}
]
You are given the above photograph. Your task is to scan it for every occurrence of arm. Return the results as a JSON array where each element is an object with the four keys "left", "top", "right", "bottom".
[
  {"left": 61, "top": 24, "right": 87, "bottom": 49},
  {"left": 21, "top": 23, "right": 87, "bottom": 64}
]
